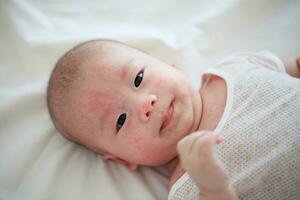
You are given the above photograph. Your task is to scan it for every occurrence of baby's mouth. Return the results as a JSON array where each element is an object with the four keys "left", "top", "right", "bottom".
[{"left": 160, "top": 100, "right": 175, "bottom": 132}]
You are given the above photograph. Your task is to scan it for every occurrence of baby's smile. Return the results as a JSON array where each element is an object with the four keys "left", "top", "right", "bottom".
[{"left": 160, "top": 99, "right": 175, "bottom": 133}]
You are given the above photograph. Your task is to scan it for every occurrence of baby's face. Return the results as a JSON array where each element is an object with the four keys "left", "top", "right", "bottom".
[{"left": 72, "top": 44, "right": 202, "bottom": 166}]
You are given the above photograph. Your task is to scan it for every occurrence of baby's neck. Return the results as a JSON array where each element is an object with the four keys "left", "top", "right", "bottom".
[
  {"left": 166, "top": 156, "right": 179, "bottom": 174},
  {"left": 165, "top": 156, "right": 185, "bottom": 190}
]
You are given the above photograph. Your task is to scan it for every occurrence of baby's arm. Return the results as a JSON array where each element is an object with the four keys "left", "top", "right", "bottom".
[
  {"left": 283, "top": 57, "right": 300, "bottom": 78},
  {"left": 177, "top": 131, "right": 238, "bottom": 200}
]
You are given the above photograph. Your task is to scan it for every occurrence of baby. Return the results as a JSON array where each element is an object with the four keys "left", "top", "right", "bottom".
[{"left": 47, "top": 39, "right": 300, "bottom": 200}]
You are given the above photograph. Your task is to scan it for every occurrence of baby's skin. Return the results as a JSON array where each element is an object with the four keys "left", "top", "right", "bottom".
[
  {"left": 178, "top": 131, "right": 237, "bottom": 200},
  {"left": 49, "top": 39, "right": 300, "bottom": 200}
]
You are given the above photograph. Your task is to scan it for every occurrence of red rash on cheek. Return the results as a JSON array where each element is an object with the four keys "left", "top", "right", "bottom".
[
  {"left": 87, "top": 90, "right": 110, "bottom": 114},
  {"left": 133, "top": 135, "right": 143, "bottom": 144},
  {"left": 153, "top": 79, "right": 162, "bottom": 89}
]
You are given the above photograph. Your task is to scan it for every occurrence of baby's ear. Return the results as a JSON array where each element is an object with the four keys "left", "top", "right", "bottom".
[{"left": 127, "top": 163, "right": 139, "bottom": 171}]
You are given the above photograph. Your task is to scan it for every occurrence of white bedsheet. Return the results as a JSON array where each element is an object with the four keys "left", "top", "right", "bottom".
[{"left": 1, "top": 0, "right": 299, "bottom": 199}]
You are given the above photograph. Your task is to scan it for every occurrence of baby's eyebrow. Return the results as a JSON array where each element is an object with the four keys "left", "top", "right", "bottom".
[
  {"left": 120, "top": 64, "right": 128, "bottom": 80},
  {"left": 119, "top": 58, "right": 134, "bottom": 81}
]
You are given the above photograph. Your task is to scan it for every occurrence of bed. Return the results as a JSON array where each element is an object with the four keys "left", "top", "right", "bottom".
[{"left": 1, "top": 0, "right": 299, "bottom": 199}]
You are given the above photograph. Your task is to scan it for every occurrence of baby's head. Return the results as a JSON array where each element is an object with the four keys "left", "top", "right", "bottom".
[{"left": 47, "top": 39, "right": 202, "bottom": 170}]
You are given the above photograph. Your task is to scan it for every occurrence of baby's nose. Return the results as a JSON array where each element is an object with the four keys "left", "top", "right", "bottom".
[{"left": 139, "top": 94, "right": 157, "bottom": 122}]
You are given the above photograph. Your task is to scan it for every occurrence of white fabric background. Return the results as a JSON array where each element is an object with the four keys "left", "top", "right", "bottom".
[{"left": 0, "top": 0, "right": 299, "bottom": 199}]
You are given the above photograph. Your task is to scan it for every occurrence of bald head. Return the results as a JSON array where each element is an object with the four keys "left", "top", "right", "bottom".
[{"left": 47, "top": 39, "right": 143, "bottom": 144}]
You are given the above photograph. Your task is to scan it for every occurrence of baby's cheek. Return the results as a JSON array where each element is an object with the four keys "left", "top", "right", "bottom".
[
  {"left": 131, "top": 134, "right": 150, "bottom": 151},
  {"left": 153, "top": 79, "right": 162, "bottom": 88},
  {"left": 131, "top": 135, "right": 153, "bottom": 158},
  {"left": 87, "top": 90, "right": 110, "bottom": 113},
  {"left": 133, "top": 135, "right": 143, "bottom": 144},
  {"left": 153, "top": 75, "right": 177, "bottom": 92}
]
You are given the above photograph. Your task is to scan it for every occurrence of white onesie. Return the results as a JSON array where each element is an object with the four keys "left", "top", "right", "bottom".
[{"left": 168, "top": 52, "right": 300, "bottom": 200}]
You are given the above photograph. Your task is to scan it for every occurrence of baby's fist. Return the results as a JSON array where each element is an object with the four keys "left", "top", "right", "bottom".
[
  {"left": 177, "top": 131, "right": 229, "bottom": 193},
  {"left": 177, "top": 131, "right": 221, "bottom": 163}
]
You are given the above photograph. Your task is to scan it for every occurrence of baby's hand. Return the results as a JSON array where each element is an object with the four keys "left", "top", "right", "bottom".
[
  {"left": 177, "top": 131, "right": 230, "bottom": 194},
  {"left": 283, "top": 57, "right": 300, "bottom": 78}
]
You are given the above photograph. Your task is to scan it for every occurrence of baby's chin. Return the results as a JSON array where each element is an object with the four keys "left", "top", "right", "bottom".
[{"left": 138, "top": 152, "right": 178, "bottom": 167}]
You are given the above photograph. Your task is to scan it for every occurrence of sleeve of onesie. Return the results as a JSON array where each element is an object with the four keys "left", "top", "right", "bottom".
[{"left": 215, "top": 51, "right": 286, "bottom": 73}]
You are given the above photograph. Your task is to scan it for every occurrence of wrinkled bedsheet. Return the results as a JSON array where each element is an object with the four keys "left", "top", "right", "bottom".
[{"left": 1, "top": 0, "right": 299, "bottom": 199}]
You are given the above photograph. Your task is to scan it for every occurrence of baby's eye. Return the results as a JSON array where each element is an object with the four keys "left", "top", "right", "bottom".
[
  {"left": 116, "top": 113, "right": 127, "bottom": 132},
  {"left": 134, "top": 69, "right": 144, "bottom": 88}
]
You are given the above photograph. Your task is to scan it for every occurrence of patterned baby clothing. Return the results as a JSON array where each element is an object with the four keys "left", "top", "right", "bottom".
[{"left": 168, "top": 51, "right": 300, "bottom": 200}]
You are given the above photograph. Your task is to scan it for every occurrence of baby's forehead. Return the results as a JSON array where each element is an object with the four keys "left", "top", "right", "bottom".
[
  {"left": 82, "top": 65, "right": 121, "bottom": 90},
  {"left": 78, "top": 45, "right": 147, "bottom": 98},
  {"left": 83, "top": 52, "right": 134, "bottom": 81},
  {"left": 79, "top": 66, "right": 121, "bottom": 105}
]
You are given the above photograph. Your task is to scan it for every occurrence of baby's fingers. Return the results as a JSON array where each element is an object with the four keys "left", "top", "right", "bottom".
[
  {"left": 177, "top": 131, "right": 206, "bottom": 156},
  {"left": 177, "top": 131, "right": 222, "bottom": 156}
]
